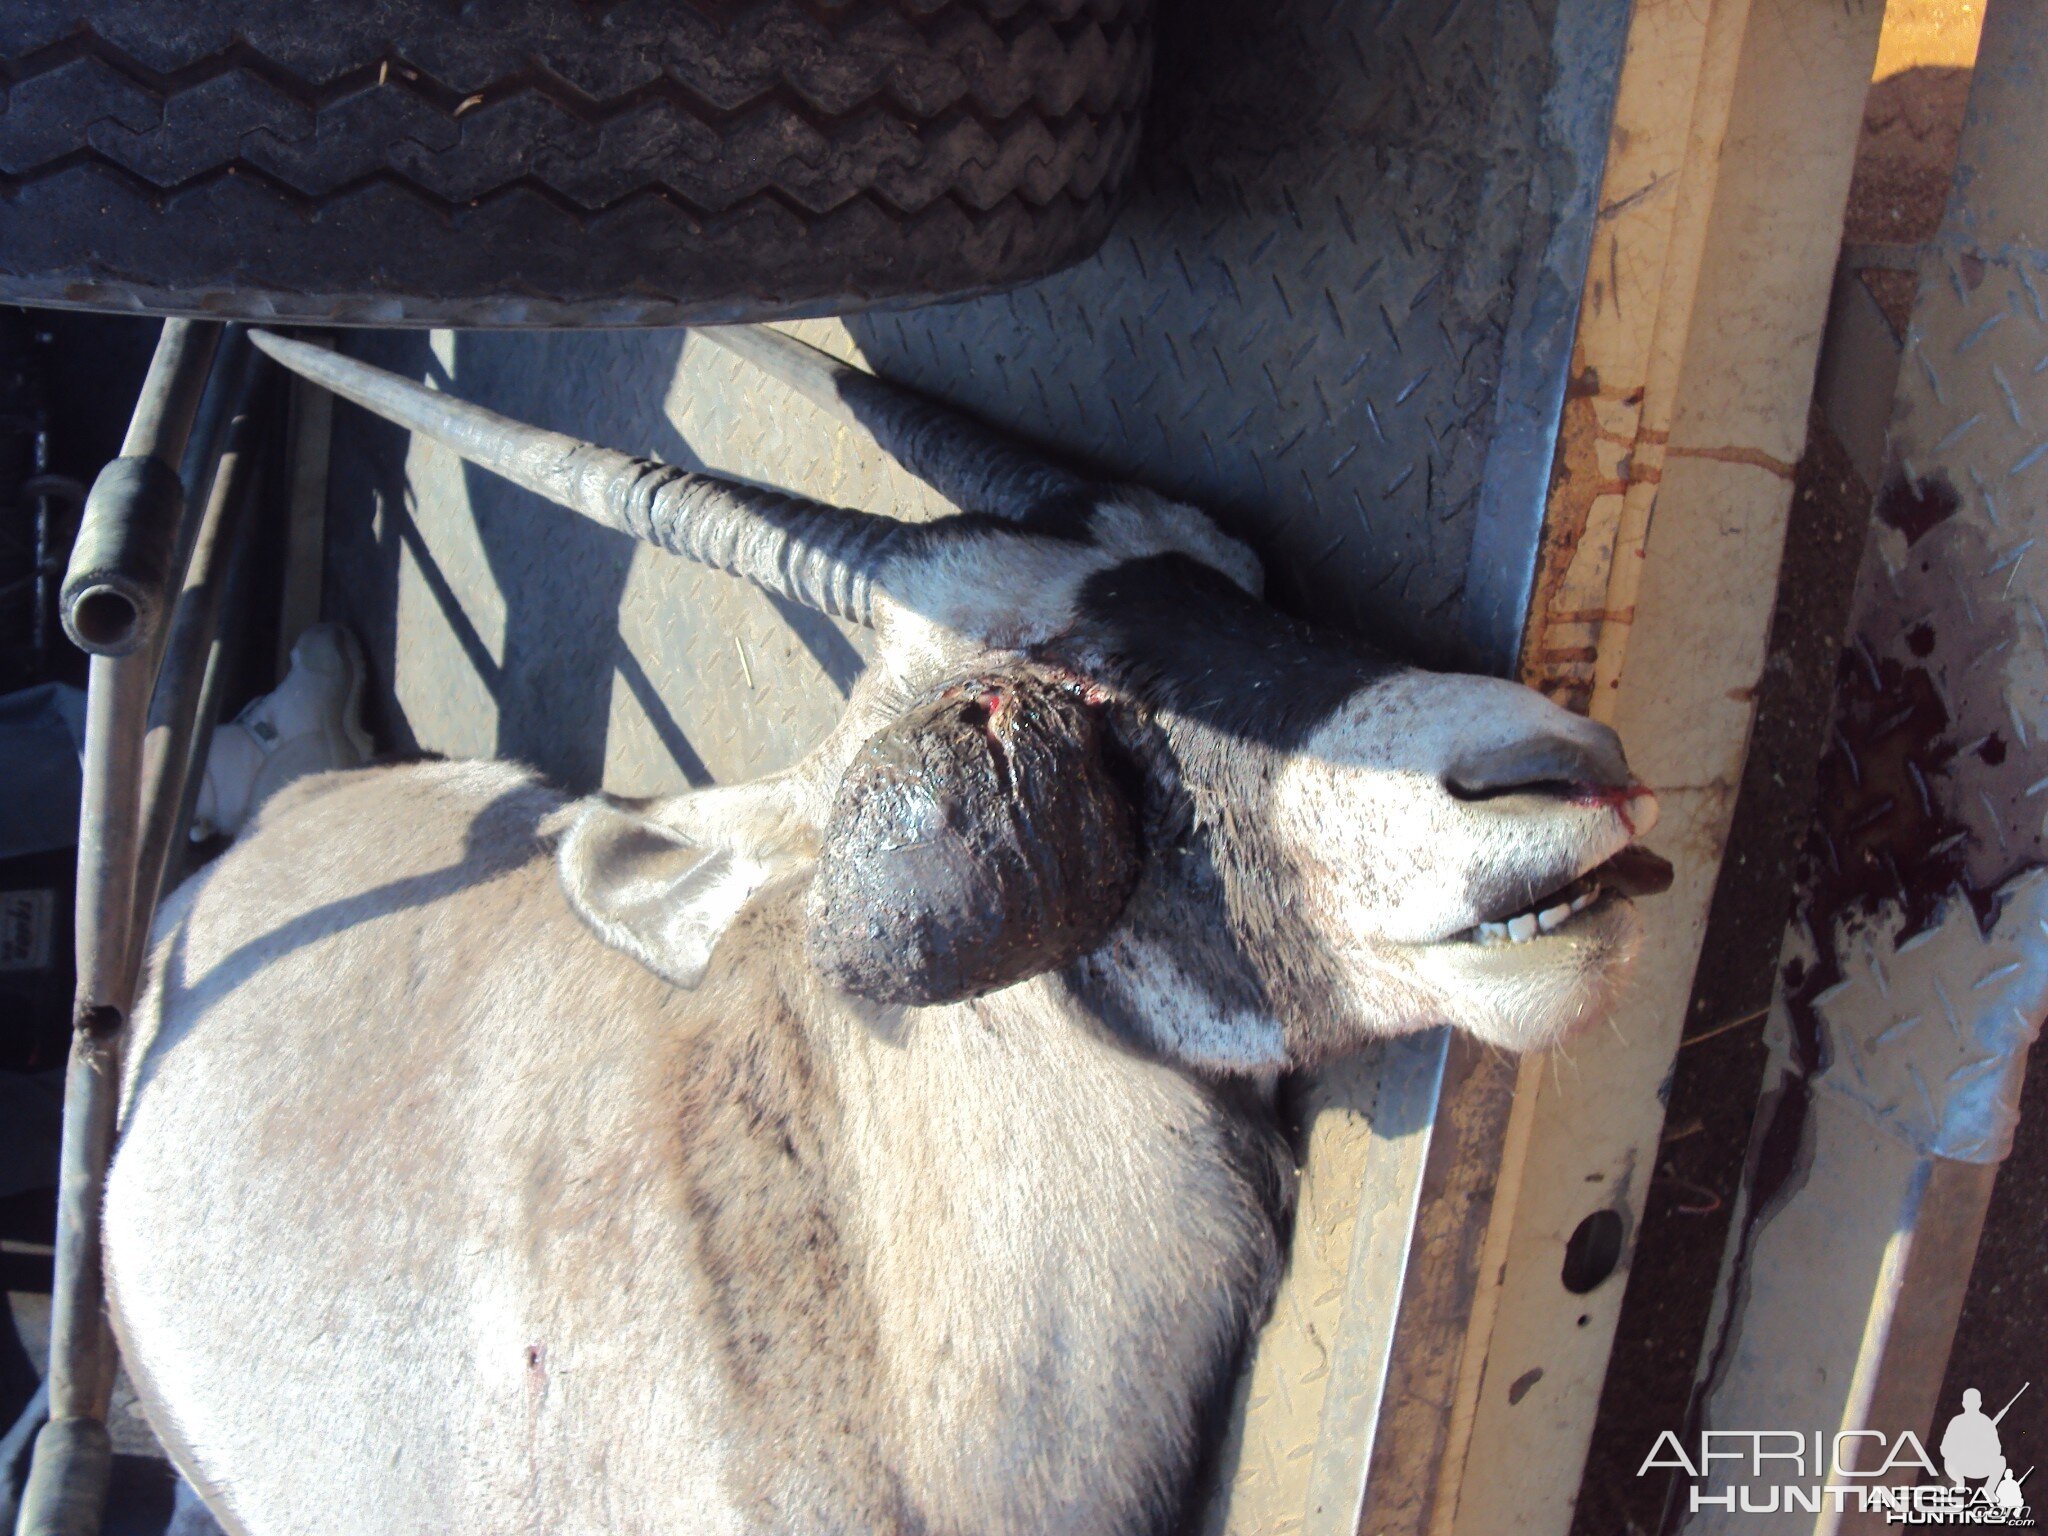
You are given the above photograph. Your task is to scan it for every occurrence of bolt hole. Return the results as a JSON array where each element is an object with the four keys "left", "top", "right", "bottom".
[
  {"left": 71, "top": 587, "right": 138, "bottom": 649},
  {"left": 1561, "top": 1208, "right": 1626, "bottom": 1294}
]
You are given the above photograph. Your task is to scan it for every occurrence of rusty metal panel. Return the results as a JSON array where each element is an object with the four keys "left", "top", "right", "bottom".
[
  {"left": 1686, "top": 1, "right": 2048, "bottom": 1525},
  {"left": 316, "top": 1, "right": 1629, "bottom": 1530}
]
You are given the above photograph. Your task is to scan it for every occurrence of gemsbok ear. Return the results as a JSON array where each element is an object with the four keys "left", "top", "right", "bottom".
[
  {"left": 805, "top": 669, "right": 1140, "bottom": 1006},
  {"left": 558, "top": 801, "right": 785, "bottom": 989}
]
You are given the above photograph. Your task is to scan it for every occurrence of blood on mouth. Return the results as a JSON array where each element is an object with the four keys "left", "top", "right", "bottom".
[{"left": 1572, "top": 783, "right": 1657, "bottom": 837}]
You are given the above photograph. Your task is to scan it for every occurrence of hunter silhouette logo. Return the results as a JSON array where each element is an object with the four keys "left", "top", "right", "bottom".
[{"left": 1941, "top": 1385, "right": 2032, "bottom": 1521}]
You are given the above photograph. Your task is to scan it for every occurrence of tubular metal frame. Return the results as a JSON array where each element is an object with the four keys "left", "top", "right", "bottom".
[{"left": 14, "top": 322, "right": 268, "bottom": 1536}]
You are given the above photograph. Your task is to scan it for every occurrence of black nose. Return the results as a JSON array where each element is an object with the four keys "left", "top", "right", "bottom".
[{"left": 1448, "top": 723, "right": 1632, "bottom": 800}]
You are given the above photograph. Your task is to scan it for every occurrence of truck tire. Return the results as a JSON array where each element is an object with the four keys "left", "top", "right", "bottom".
[{"left": 0, "top": 0, "right": 1151, "bottom": 327}]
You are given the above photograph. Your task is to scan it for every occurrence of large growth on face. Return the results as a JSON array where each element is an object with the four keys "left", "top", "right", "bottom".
[{"left": 806, "top": 670, "right": 1141, "bottom": 1006}]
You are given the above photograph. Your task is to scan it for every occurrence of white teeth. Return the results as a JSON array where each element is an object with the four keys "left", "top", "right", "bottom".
[{"left": 1473, "top": 888, "right": 1600, "bottom": 944}]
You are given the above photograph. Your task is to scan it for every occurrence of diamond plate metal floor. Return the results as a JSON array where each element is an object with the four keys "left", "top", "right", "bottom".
[{"left": 318, "top": 1, "right": 1623, "bottom": 1530}]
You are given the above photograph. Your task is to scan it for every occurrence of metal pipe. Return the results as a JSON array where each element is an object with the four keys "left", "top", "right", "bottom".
[
  {"left": 9, "top": 1419, "right": 105, "bottom": 1536},
  {"left": 0, "top": 1383, "right": 50, "bottom": 1534},
  {"left": 159, "top": 333, "right": 248, "bottom": 604},
  {"left": 18, "top": 654, "right": 152, "bottom": 1536},
  {"left": 160, "top": 515, "right": 254, "bottom": 907},
  {"left": 18, "top": 319, "right": 230, "bottom": 1536},
  {"left": 58, "top": 321, "right": 221, "bottom": 657},
  {"left": 133, "top": 340, "right": 267, "bottom": 927}
]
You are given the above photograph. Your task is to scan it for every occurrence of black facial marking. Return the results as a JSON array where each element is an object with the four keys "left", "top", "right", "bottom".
[
  {"left": 1067, "top": 555, "right": 1399, "bottom": 749},
  {"left": 1069, "top": 821, "right": 1276, "bottom": 1055},
  {"left": 1014, "top": 487, "right": 1106, "bottom": 542},
  {"left": 1046, "top": 557, "right": 1411, "bottom": 1063}
]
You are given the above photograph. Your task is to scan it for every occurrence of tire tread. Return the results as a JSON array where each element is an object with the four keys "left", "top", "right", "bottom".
[{"left": 0, "top": 0, "right": 1151, "bottom": 323}]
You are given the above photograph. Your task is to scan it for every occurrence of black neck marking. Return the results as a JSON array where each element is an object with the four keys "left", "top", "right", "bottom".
[{"left": 1068, "top": 554, "right": 1400, "bottom": 750}]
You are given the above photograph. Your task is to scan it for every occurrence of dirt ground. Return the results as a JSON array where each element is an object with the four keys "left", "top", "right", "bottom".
[
  {"left": 1847, "top": 0, "right": 1981, "bottom": 243},
  {"left": 1846, "top": 1, "right": 1982, "bottom": 332}
]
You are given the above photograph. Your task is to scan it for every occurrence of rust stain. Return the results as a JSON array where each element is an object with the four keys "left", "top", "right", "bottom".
[
  {"left": 1663, "top": 443, "right": 1799, "bottom": 480},
  {"left": 1523, "top": 349, "right": 1661, "bottom": 714},
  {"left": 1524, "top": 364, "right": 1608, "bottom": 673},
  {"left": 1546, "top": 606, "right": 1637, "bottom": 626}
]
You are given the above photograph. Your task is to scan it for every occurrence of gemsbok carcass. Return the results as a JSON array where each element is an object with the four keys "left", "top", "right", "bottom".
[{"left": 104, "top": 325, "right": 1669, "bottom": 1536}]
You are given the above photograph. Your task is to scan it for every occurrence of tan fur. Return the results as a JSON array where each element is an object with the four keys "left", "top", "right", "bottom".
[{"left": 110, "top": 760, "right": 1281, "bottom": 1535}]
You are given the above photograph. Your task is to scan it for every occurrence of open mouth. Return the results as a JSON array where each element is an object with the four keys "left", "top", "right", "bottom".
[{"left": 1460, "top": 845, "right": 1674, "bottom": 946}]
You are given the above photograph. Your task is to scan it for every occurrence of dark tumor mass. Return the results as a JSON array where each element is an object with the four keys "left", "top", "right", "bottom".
[{"left": 806, "top": 670, "right": 1139, "bottom": 1006}]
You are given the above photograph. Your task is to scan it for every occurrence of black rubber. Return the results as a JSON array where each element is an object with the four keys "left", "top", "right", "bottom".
[{"left": 0, "top": 0, "right": 1152, "bottom": 327}]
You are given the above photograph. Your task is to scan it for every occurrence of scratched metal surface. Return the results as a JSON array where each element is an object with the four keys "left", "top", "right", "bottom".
[{"left": 319, "top": 0, "right": 1623, "bottom": 1529}]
